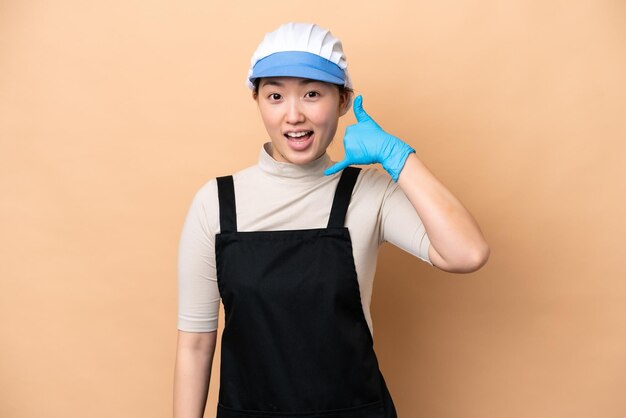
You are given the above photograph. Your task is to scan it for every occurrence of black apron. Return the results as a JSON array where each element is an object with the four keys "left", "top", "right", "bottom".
[{"left": 214, "top": 166, "right": 398, "bottom": 418}]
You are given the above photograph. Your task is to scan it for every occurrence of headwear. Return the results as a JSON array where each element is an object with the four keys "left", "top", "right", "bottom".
[{"left": 246, "top": 22, "right": 353, "bottom": 91}]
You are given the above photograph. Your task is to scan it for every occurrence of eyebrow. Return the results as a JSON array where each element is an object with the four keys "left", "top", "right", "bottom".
[{"left": 260, "top": 79, "right": 321, "bottom": 88}]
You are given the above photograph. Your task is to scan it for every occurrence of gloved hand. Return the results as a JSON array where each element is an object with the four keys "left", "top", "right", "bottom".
[{"left": 324, "top": 95, "right": 415, "bottom": 182}]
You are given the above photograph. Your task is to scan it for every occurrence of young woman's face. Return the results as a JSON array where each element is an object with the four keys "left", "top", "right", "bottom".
[{"left": 254, "top": 76, "right": 350, "bottom": 165}]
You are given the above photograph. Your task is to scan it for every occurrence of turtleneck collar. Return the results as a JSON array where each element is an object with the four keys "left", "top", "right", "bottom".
[{"left": 258, "top": 141, "right": 333, "bottom": 182}]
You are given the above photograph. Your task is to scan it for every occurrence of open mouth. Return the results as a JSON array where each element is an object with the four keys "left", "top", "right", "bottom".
[
  {"left": 284, "top": 130, "right": 314, "bottom": 151},
  {"left": 284, "top": 131, "right": 313, "bottom": 141}
]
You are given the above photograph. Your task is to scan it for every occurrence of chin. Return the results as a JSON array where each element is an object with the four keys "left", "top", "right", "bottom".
[
  {"left": 276, "top": 143, "right": 319, "bottom": 164},
  {"left": 286, "top": 151, "right": 317, "bottom": 165}
]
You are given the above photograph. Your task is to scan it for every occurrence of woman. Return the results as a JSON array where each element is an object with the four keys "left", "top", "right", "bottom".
[{"left": 173, "top": 22, "right": 489, "bottom": 418}]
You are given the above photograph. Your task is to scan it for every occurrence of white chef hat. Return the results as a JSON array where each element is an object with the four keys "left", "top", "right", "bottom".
[{"left": 246, "top": 22, "right": 353, "bottom": 91}]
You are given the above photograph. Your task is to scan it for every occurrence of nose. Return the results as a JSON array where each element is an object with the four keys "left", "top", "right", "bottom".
[{"left": 285, "top": 99, "right": 305, "bottom": 124}]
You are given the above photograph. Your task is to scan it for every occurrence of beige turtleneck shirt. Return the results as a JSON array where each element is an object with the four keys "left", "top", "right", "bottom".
[{"left": 178, "top": 142, "right": 432, "bottom": 338}]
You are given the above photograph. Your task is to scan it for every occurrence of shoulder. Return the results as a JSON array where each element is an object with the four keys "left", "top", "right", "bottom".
[
  {"left": 352, "top": 165, "right": 393, "bottom": 196},
  {"left": 187, "top": 163, "right": 260, "bottom": 229},
  {"left": 192, "top": 177, "right": 218, "bottom": 208},
  {"left": 196, "top": 163, "right": 259, "bottom": 201}
]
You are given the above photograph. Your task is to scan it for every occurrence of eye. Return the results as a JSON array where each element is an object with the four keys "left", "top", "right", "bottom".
[
  {"left": 306, "top": 91, "right": 320, "bottom": 98},
  {"left": 267, "top": 93, "right": 282, "bottom": 101}
]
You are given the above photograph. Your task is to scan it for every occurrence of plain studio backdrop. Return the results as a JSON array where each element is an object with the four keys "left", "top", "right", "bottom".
[{"left": 1, "top": 1, "right": 625, "bottom": 417}]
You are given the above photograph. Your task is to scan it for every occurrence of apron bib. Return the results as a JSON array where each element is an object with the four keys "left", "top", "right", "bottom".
[{"left": 215, "top": 166, "right": 398, "bottom": 417}]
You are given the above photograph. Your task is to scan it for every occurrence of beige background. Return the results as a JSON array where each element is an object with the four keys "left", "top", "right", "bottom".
[{"left": 1, "top": 0, "right": 625, "bottom": 417}]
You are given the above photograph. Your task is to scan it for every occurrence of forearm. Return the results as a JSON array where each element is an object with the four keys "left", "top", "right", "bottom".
[
  {"left": 173, "top": 331, "right": 217, "bottom": 418},
  {"left": 397, "top": 152, "right": 489, "bottom": 270}
]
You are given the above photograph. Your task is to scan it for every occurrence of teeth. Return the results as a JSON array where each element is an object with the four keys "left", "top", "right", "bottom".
[{"left": 286, "top": 131, "right": 311, "bottom": 138}]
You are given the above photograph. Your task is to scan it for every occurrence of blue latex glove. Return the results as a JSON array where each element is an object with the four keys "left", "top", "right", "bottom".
[{"left": 324, "top": 95, "right": 415, "bottom": 182}]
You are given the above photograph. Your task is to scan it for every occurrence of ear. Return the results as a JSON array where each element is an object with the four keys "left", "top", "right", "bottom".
[{"left": 338, "top": 91, "right": 353, "bottom": 117}]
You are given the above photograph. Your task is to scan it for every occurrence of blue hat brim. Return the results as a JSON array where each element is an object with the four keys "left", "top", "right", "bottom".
[{"left": 249, "top": 51, "right": 346, "bottom": 87}]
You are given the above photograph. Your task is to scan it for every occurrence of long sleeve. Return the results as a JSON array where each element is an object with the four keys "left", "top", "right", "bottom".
[{"left": 177, "top": 180, "right": 221, "bottom": 332}]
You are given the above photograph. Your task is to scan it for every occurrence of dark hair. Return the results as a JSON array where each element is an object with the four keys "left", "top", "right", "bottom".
[{"left": 253, "top": 78, "right": 354, "bottom": 99}]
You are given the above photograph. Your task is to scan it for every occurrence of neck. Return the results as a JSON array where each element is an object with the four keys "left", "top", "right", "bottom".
[{"left": 258, "top": 142, "right": 333, "bottom": 182}]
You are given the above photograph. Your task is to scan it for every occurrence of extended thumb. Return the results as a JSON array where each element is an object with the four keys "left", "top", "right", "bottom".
[{"left": 353, "top": 95, "right": 371, "bottom": 123}]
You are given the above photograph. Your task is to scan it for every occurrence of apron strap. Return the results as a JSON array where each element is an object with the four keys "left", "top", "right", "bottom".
[
  {"left": 327, "top": 166, "right": 362, "bottom": 228},
  {"left": 216, "top": 175, "right": 237, "bottom": 233}
]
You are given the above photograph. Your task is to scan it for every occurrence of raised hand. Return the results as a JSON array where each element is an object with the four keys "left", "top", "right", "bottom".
[{"left": 324, "top": 95, "right": 415, "bottom": 182}]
